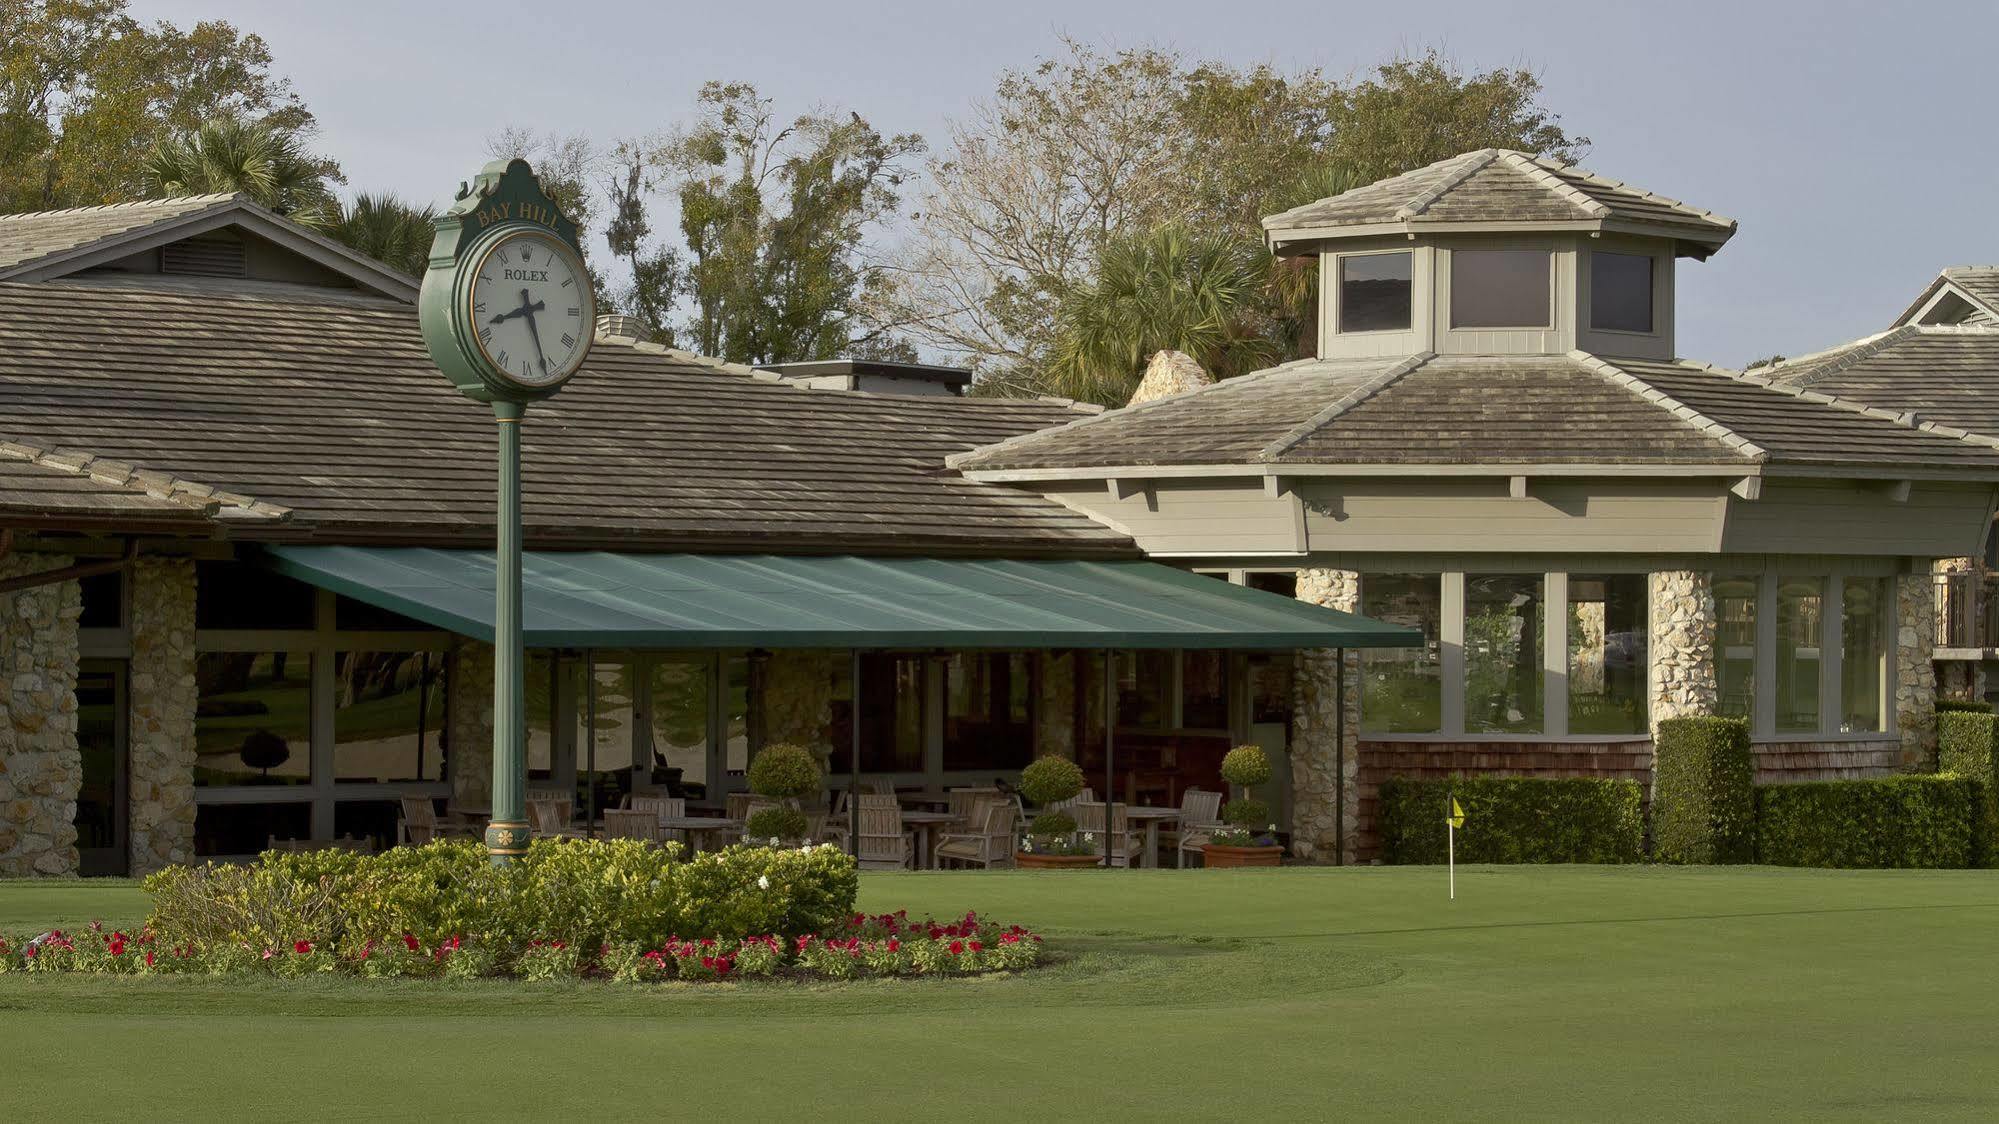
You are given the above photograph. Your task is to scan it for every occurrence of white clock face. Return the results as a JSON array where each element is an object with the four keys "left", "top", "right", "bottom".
[{"left": 467, "top": 231, "right": 592, "bottom": 388}]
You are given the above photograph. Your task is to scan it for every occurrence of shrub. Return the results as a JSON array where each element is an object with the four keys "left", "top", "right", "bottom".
[
  {"left": 1221, "top": 798, "right": 1271, "bottom": 828},
  {"left": 1936, "top": 699, "right": 1993, "bottom": 714},
  {"left": 1217, "top": 745, "right": 1277, "bottom": 844},
  {"left": 1756, "top": 775, "right": 1980, "bottom": 868},
  {"left": 1019, "top": 755, "right": 1085, "bottom": 806},
  {"left": 1652, "top": 716, "right": 1755, "bottom": 864},
  {"left": 744, "top": 806, "right": 810, "bottom": 843},
  {"left": 1938, "top": 710, "right": 1999, "bottom": 867},
  {"left": 1378, "top": 776, "right": 1644, "bottom": 864},
  {"left": 747, "top": 743, "right": 822, "bottom": 801},
  {"left": 1220, "top": 745, "right": 1273, "bottom": 789}
]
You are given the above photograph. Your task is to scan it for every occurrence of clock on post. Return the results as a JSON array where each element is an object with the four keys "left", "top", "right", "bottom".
[{"left": 417, "top": 159, "right": 594, "bottom": 865}]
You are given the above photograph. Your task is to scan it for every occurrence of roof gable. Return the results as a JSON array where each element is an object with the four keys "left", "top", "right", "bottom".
[
  {"left": 1760, "top": 325, "right": 1999, "bottom": 440},
  {"left": 1892, "top": 267, "right": 1999, "bottom": 327}
]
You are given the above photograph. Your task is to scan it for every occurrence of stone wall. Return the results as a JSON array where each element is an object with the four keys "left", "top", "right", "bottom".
[
  {"left": 127, "top": 558, "right": 196, "bottom": 874},
  {"left": 447, "top": 640, "right": 495, "bottom": 812},
  {"left": 762, "top": 650, "right": 837, "bottom": 751},
  {"left": 1034, "top": 650, "right": 1076, "bottom": 758},
  {"left": 1291, "top": 567, "right": 1359, "bottom": 863},
  {"left": 0, "top": 552, "right": 82, "bottom": 876},
  {"left": 1647, "top": 570, "right": 1716, "bottom": 729},
  {"left": 1895, "top": 572, "right": 1938, "bottom": 769}
]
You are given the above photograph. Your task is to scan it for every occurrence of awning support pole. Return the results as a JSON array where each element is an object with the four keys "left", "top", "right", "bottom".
[
  {"left": 1334, "top": 646, "right": 1346, "bottom": 867},
  {"left": 584, "top": 648, "right": 597, "bottom": 839},
  {"left": 849, "top": 648, "right": 862, "bottom": 860},
  {"left": 1102, "top": 652, "right": 1115, "bottom": 870},
  {"left": 485, "top": 400, "right": 529, "bottom": 865}
]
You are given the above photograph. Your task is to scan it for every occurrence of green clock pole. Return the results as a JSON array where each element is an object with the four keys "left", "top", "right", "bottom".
[{"left": 485, "top": 399, "right": 530, "bottom": 864}]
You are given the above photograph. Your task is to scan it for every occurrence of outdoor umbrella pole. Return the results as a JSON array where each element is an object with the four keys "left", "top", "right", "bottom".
[
  {"left": 849, "top": 648, "right": 861, "bottom": 859},
  {"left": 1103, "top": 653, "right": 1114, "bottom": 869}
]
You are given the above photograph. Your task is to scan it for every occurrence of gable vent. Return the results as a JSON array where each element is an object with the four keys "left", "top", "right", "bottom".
[{"left": 160, "top": 235, "right": 247, "bottom": 278}]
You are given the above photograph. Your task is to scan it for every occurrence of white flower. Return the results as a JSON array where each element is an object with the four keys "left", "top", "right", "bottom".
[
  {"left": 768, "top": 836, "right": 781, "bottom": 847},
  {"left": 1020, "top": 837, "right": 1034, "bottom": 852},
  {"left": 1082, "top": 832, "right": 1095, "bottom": 843},
  {"left": 757, "top": 874, "right": 771, "bottom": 890},
  {"left": 1267, "top": 823, "right": 1278, "bottom": 832}
]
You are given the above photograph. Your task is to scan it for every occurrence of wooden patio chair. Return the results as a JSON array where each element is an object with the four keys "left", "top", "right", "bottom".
[
  {"left": 945, "top": 786, "right": 1001, "bottom": 828},
  {"left": 854, "top": 793, "right": 915, "bottom": 870},
  {"left": 603, "top": 808, "right": 663, "bottom": 843},
  {"left": 1071, "top": 801, "right": 1143, "bottom": 868},
  {"left": 397, "top": 796, "right": 457, "bottom": 846},
  {"left": 527, "top": 796, "right": 573, "bottom": 838},
  {"left": 1045, "top": 787, "right": 1095, "bottom": 819},
  {"left": 630, "top": 795, "right": 687, "bottom": 846},
  {"left": 933, "top": 799, "right": 1018, "bottom": 870},
  {"left": 1160, "top": 788, "right": 1224, "bottom": 868}
]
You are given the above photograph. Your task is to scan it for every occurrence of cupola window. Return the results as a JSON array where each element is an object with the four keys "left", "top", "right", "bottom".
[
  {"left": 1590, "top": 251, "right": 1655, "bottom": 333},
  {"left": 1449, "top": 249, "right": 1551, "bottom": 328},
  {"left": 1339, "top": 251, "right": 1411, "bottom": 333}
]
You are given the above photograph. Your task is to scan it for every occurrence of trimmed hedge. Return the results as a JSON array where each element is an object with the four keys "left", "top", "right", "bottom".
[
  {"left": 1936, "top": 699, "right": 1994, "bottom": 714},
  {"left": 1651, "top": 716, "right": 1755, "bottom": 864},
  {"left": 1938, "top": 710, "right": 1999, "bottom": 866},
  {"left": 1755, "top": 775, "right": 1981, "bottom": 868},
  {"left": 1378, "top": 776, "right": 1644, "bottom": 864}
]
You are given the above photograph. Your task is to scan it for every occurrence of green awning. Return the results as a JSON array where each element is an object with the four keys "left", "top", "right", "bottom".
[{"left": 259, "top": 546, "right": 1418, "bottom": 651}]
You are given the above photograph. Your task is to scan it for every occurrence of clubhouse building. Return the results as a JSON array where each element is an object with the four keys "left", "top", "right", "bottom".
[{"left": 4, "top": 150, "right": 1998, "bottom": 875}]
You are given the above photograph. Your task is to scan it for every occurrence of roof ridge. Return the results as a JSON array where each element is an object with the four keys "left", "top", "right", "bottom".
[
  {"left": 0, "top": 193, "right": 242, "bottom": 223},
  {"left": 1533, "top": 155, "right": 1737, "bottom": 229},
  {"left": 1710, "top": 359, "right": 1999, "bottom": 451},
  {"left": 0, "top": 438, "right": 290, "bottom": 519},
  {"left": 1497, "top": 151, "right": 1609, "bottom": 218},
  {"left": 1568, "top": 352, "right": 1766, "bottom": 462},
  {"left": 1260, "top": 152, "right": 1468, "bottom": 230},
  {"left": 1393, "top": 150, "right": 1498, "bottom": 220},
  {"left": 1756, "top": 327, "right": 1916, "bottom": 385},
  {"left": 1256, "top": 352, "right": 1435, "bottom": 461}
]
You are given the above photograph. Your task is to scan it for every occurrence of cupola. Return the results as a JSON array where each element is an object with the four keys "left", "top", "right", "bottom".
[{"left": 1263, "top": 149, "right": 1736, "bottom": 361}]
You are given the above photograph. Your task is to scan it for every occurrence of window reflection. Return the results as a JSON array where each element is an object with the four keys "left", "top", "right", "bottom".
[
  {"left": 1361, "top": 574, "right": 1442, "bottom": 733},
  {"left": 333, "top": 651, "right": 442, "bottom": 782},
  {"left": 1569, "top": 575, "right": 1648, "bottom": 735},
  {"left": 1715, "top": 578, "right": 1758, "bottom": 722},
  {"left": 1841, "top": 579, "right": 1887, "bottom": 732},
  {"left": 1340, "top": 252, "right": 1412, "bottom": 332},
  {"left": 943, "top": 652, "right": 1032, "bottom": 770},
  {"left": 1464, "top": 575, "right": 1544, "bottom": 734},
  {"left": 1776, "top": 578, "right": 1824, "bottom": 732},
  {"left": 195, "top": 651, "right": 311, "bottom": 786}
]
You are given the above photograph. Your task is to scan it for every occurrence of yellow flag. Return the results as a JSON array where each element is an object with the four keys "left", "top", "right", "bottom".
[{"left": 1447, "top": 798, "right": 1465, "bottom": 829}]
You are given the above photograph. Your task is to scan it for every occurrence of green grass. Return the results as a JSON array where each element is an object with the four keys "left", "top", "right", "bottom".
[{"left": 4, "top": 866, "right": 1998, "bottom": 1120}]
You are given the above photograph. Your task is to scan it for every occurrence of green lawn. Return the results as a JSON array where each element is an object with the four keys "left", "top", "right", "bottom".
[{"left": 4, "top": 866, "right": 1998, "bottom": 1120}]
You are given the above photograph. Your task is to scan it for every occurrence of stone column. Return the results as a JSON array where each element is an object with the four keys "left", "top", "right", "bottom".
[
  {"left": 446, "top": 639, "right": 495, "bottom": 812},
  {"left": 0, "top": 552, "right": 82, "bottom": 877},
  {"left": 761, "top": 650, "right": 836, "bottom": 752},
  {"left": 1034, "top": 650, "right": 1076, "bottom": 758},
  {"left": 1647, "top": 570, "right": 1717, "bottom": 729},
  {"left": 128, "top": 558, "right": 197, "bottom": 874},
  {"left": 1291, "top": 567, "right": 1359, "bottom": 864},
  {"left": 1895, "top": 572, "right": 1938, "bottom": 769}
]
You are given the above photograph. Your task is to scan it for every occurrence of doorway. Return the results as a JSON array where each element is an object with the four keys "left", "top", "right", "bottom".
[{"left": 76, "top": 660, "right": 128, "bottom": 876}]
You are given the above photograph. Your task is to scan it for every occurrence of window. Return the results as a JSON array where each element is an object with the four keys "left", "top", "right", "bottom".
[
  {"left": 195, "top": 651, "right": 311, "bottom": 785},
  {"left": 834, "top": 653, "right": 924, "bottom": 773},
  {"left": 196, "top": 561, "right": 315, "bottom": 629},
  {"left": 524, "top": 652, "right": 565, "bottom": 780},
  {"left": 1339, "top": 252, "right": 1412, "bottom": 333},
  {"left": 1464, "top": 575, "right": 1545, "bottom": 734},
  {"left": 1361, "top": 574, "right": 1442, "bottom": 733},
  {"left": 649, "top": 656, "right": 711, "bottom": 792},
  {"left": 1591, "top": 252, "right": 1654, "bottom": 333},
  {"left": 1450, "top": 250, "right": 1550, "bottom": 328},
  {"left": 196, "top": 801, "right": 309, "bottom": 857},
  {"left": 1568, "top": 575, "right": 1648, "bottom": 735},
  {"left": 1117, "top": 650, "right": 1174, "bottom": 729},
  {"left": 1714, "top": 578, "right": 1758, "bottom": 722},
  {"left": 1246, "top": 571, "right": 1299, "bottom": 598},
  {"left": 79, "top": 571, "right": 122, "bottom": 629},
  {"left": 943, "top": 652, "right": 1033, "bottom": 770},
  {"left": 1775, "top": 578, "right": 1825, "bottom": 732},
  {"left": 1181, "top": 650, "right": 1230, "bottom": 730},
  {"left": 583, "top": 659, "right": 640, "bottom": 808},
  {"left": 1841, "top": 578, "right": 1887, "bottom": 732},
  {"left": 333, "top": 651, "right": 442, "bottom": 782}
]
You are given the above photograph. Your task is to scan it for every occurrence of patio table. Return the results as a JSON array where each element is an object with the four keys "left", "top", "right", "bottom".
[
  {"left": 1124, "top": 806, "right": 1182, "bottom": 869},
  {"left": 656, "top": 815, "right": 743, "bottom": 853},
  {"left": 899, "top": 809, "right": 958, "bottom": 869}
]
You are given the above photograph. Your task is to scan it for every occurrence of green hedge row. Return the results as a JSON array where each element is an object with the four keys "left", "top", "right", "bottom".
[
  {"left": 1755, "top": 775, "right": 1981, "bottom": 868},
  {"left": 1938, "top": 710, "right": 1999, "bottom": 866},
  {"left": 1377, "top": 776, "right": 1643, "bottom": 864},
  {"left": 1652, "top": 716, "right": 1755, "bottom": 864}
]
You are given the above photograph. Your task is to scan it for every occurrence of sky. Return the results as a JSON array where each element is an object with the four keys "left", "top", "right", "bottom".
[{"left": 131, "top": 0, "right": 1999, "bottom": 368}]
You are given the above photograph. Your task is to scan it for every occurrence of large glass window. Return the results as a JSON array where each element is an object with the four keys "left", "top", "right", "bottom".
[
  {"left": 1361, "top": 574, "right": 1442, "bottom": 733},
  {"left": 649, "top": 656, "right": 711, "bottom": 794},
  {"left": 1464, "top": 575, "right": 1545, "bottom": 734},
  {"left": 1776, "top": 578, "right": 1825, "bottom": 732},
  {"left": 1841, "top": 578, "right": 1887, "bottom": 733},
  {"left": 1714, "top": 578, "right": 1758, "bottom": 722},
  {"left": 195, "top": 801, "right": 309, "bottom": 857},
  {"left": 583, "top": 659, "right": 639, "bottom": 809},
  {"left": 1591, "top": 252, "right": 1654, "bottom": 333},
  {"left": 943, "top": 652, "right": 1032, "bottom": 770},
  {"left": 1181, "top": 650, "right": 1230, "bottom": 730},
  {"left": 1569, "top": 575, "right": 1649, "bottom": 735},
  {"left": 524, "top": 652, "right": 564, "bottom": 781},
  {"left": 723, "top": 655, "right": 750, "bottom": 778},
  {"left": 1117, "top": 650, "right": 1174, "bottom": 729},
  {"left": 1339, "top": 252, "right": 1412, "bottom": 333},
  {"left": 195, "top": 651, "right": 311, "bottom": 786},
  {"left": 835, "top": 653, "right": 923, "bottom": 773},
  {"left": 333, "top": 651, "right": 442, "bottom": 783},
  {"left": 195, "top": 561, "right": 315, "bottom": 630},
  {"left": 1450, "top": 250, "right": 1551, "bottom": 328}
]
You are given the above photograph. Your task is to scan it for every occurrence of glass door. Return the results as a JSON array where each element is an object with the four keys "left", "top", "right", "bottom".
[{"left": 76, "top": 660, "right": 128, "bottom": 876}]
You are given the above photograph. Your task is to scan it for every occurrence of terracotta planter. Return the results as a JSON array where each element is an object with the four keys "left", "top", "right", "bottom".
[
  {"left": 1201, "top": 843, "right": 1283, "bottom": 868},
  {"left": 1015, "top": 851, "right": 1101, "bottom": 870}
]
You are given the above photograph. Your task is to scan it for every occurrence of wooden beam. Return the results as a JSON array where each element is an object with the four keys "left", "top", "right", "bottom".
[
  {"left": 1106, "top": 477, "right": 1142, "bottom": 501},
  {"left": 1883, "top": 479, "right": 1913, "bottom": 503},
  {"left": 1730, "top": 476, "right": 1762, "bottom": 501},
  {"left": 1508, "top": 475, "right": 1530, "bottom": 500},
  {"left": 1263, "top": 475, "right": 1290, "bottom": 499}
]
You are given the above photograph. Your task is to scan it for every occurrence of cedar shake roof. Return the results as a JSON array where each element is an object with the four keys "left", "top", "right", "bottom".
[
  {"left": 0, "top": 280, "right": 1128, "bottom": 555},
  {"left": 1759, "top": 326, "right": 1999, "bottom": 440},
  {"left": 949, "top": 351, "right": 1999, "bottom": 474},
  {"left": 1262, "top": 149, "right": 1737, "bottom": 258},
  {"left": 1892, "top": 267, "right": 1999, "bottom": 327},
  {"left": 0, "top": 195, "right": 241, "bottom": 275}
]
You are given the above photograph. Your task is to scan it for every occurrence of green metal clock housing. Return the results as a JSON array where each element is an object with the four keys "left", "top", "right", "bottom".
[{"left": 418, "top": 159, "right": 595, "bottom": 405}]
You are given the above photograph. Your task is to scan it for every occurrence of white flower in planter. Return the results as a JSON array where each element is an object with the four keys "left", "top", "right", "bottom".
[{"left": 757, "top": 875, "right": 771, "bottom": 890}]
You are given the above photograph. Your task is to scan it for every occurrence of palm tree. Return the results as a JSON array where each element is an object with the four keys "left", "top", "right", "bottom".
[
  {"left": 1264, "top": 162, "right": 1365, "bottom": 359},
  {"left": 1045, "top": 225, "right": 1277, "bottom": 406},
  {"left": 325, "top": 193, "right": 438, "bottom": 277},
  {"left": 143, "top": 117, "right": 338, "bottom": 227}
]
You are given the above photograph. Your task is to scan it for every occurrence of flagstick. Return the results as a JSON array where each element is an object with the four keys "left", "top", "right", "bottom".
[{"left": 1448, "top": 817, "right": 1456, "bottom": 901}]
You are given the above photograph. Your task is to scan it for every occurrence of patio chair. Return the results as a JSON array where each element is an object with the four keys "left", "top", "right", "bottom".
[
  {"left": 945, "top": 786, "right": 1001, "bottom": 828},
  {"left": 1160, "top": 788, "right": 1224, "bottom": 868},
  {"left": 527, "top": 786, "right": 570, "bottom": 804},
  {"left": 397, "top": 796, "right": 456, "bottom": 846},
  {"left": 630, "top": 795, "right": 687, "bottom": 846},
  {"left": 527, "top": 796, "right": 573, "bottom": 838},
  {"left": 1044, "top": 787, "right": 1095, "bottom": 820},
  {"left": 854, "top": 793, "right": 915, "bottom": 870},
  {"left": 1070, "top": 801, "right": 1144, "bottom": 868},
  {"left": 933, "top": 799, "right": 1018, "bottom": 870},
  {"left": 603, "top": 808, "right": 664, "bottom": 843}
]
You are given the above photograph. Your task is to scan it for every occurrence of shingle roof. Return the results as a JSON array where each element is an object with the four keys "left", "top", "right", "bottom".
[
  {"left": 1892, "top": 267, "right": 1999, "bottom": 327},
  {"left": 0, "top": 280, "right": 1128, "bottom": 555},
  {"left": 949, "top": 351, "right": 1999, "bottom": 474},
  {"left": 0, "top": 454, "right": 215, "bottom": 522},
  {"left": 1758, "top": 326, "right": 1999, "bottom": 440},
  {"left": 1262, "top": 149, "right": 1736, "bottom": 256},
  {"left": 0, "top": 195, "right": 241, "bottom": 276}
]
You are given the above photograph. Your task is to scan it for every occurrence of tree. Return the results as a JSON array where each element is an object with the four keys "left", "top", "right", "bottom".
[
  {"left": 1045, "top": 225, "right": 1277, "bottom": 406},
  {"left": 1, "top": 1, "right": 323, "bottom": 211},
  {"left": 487, "top": 127, "right": 615, "bottom": 311},
  {"left": 1322, "top": 51, "right": 1586, "bottom": 185},
  {"left": 325, "top": 192, "right": 436, "bottom": 277},
  {"left": 600, "top": 139, "right": 681, "bottom": 344},
  {"left": 144, "top": 115, "right": 338, "bottom": 224}
]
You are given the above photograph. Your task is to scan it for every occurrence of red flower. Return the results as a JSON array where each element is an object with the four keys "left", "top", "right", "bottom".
[
  {"left": 552, "top": 940, "right": 567, "bottom": 951},
  {"left": 144, "top": 950, "right": 155, "bottom": 968},
  {"left": 949, "top": 940, "right": 964, "bottom": 955},
  {"left": 401, "top": 933, "right": 420, "bottom": 952},
  {"left": 107, "top": 933, "right": 127, "bottom": 956},
  {"left": 886, "top": 939, "right": 900, "bottom": 953},
  {"left": 928, "top": 927, "right": 944, "bottom": 941},
  {"left": 969, "top": 941, "right": 982, "bottom": 952},
  {"left": 293, "top": 939, "right": 313, "bottom": 955},
  {"left": 699, "top": 955, "right": 715, "bottom": 970}
]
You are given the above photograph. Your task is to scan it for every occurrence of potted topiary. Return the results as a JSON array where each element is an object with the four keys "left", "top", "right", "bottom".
[
  {"left": 744, "top": 742, "right": 821, "bottom": 847},
  {"left": 1202, "top": 745, "right": 1283, "bottom": 868},
  {"left": 1015, "top": 755, "right": 1098, "bottom": 869}
]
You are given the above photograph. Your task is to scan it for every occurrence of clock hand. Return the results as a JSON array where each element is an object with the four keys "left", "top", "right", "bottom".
[{"left": 519, "top": 289, "right": 550, "bottom": 375}]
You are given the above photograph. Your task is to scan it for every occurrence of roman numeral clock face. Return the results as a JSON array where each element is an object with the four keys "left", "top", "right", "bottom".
[{"left": 468, "top": 231, "right": 591, "bottom": 389}]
